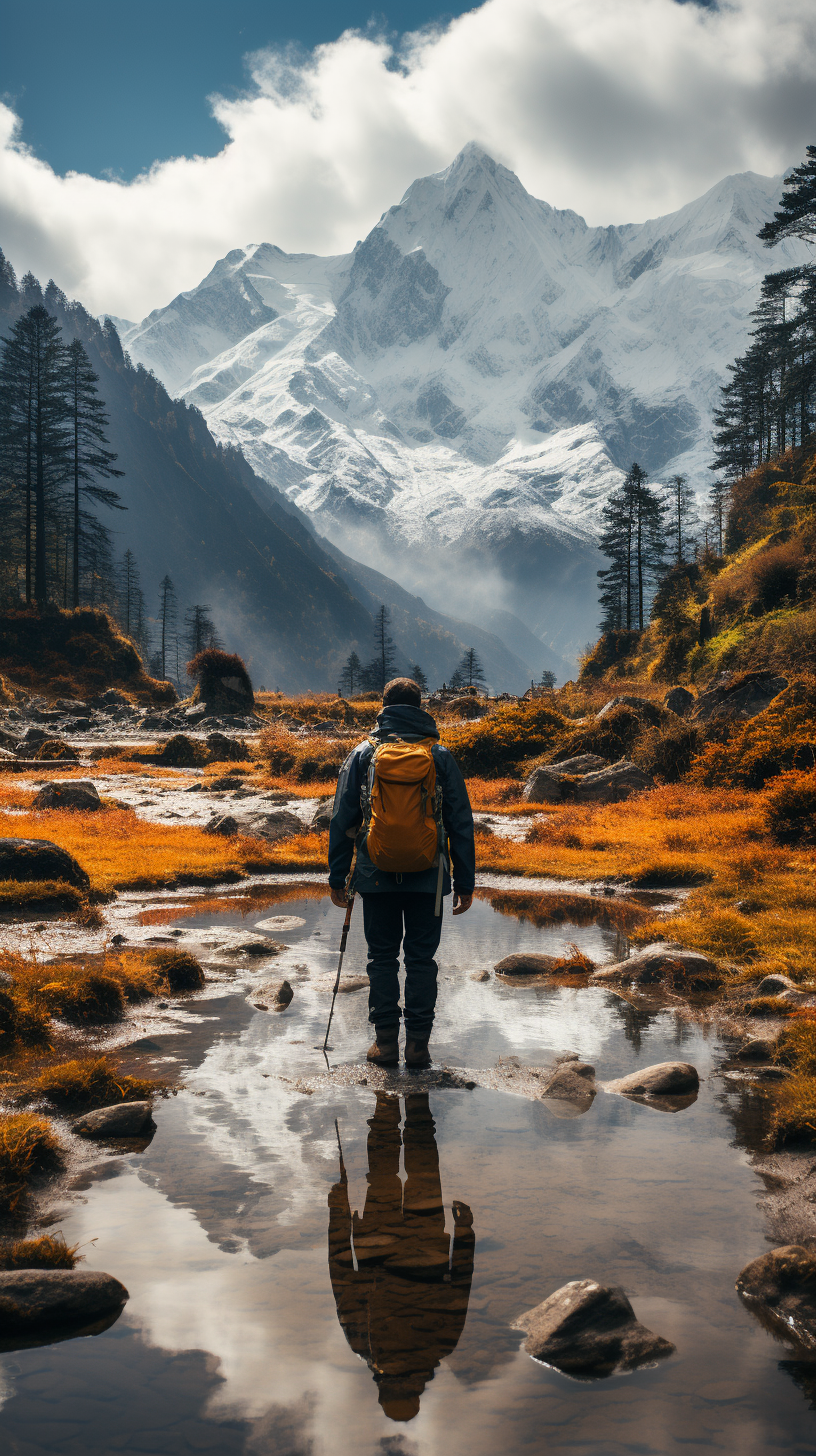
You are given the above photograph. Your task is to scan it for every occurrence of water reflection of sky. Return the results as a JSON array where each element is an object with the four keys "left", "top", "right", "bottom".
[{"left": 1, "top": 892, "right": 814, "bottom": 1453}]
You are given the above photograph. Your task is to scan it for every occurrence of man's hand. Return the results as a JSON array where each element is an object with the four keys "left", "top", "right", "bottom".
[
  {"left": 452, "top": 891, "right": 473, "bottom": 916},
  {"left": 329, "top": 884, "right": 349, "bottom": 909}
]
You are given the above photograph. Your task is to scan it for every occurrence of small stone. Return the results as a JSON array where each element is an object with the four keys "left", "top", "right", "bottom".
[
  {"left": 755, "top": 972, "right": 799, "bottom": 996},
  {"left": 258, "top": 978, "right": 293, "bottom": 1008},
  {"left": 540, "top": 1063, "right": 596, "bottom": 1102},
  {"left": 495, "top": 953, "right": 567, "bottom": 976},
  {"left": 470, "top": 970, "right": 491, "bottom": 982},
  {"left": 606, "top": 1061, "right": 699, "bottom": 1096},
  {"left": 733, "top": 1038, "right": 776, "bottom": 1063},
  {"left": 515, "top": 1279, "right": 675, "bottom": 1375},
  {"left": 336, "top": 977, "right": 368, "bottom": 993},
  {"left": 204, "top": 814, "right": 239, "bottom": 837},
  {"left": 663, "top": 686, "right": 695, "bottom": 717},
  {"left": 0, "top": 837, "right": 90, "bottom": 889},
  {"left": 71, "top": 1102, "right": 155, "bottom": 1140},
  {"left": 310, "top": 797, "right": 334, "bottom": 831}
]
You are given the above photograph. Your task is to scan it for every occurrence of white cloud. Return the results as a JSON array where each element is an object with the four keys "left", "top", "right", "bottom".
[{"left": 1, "top": 0, "right": 814, "bottom": 320}]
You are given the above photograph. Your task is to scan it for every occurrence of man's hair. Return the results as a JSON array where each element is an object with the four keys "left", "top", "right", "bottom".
[{"left": 382, "top": 676, "right": 422, "bottom": 707}]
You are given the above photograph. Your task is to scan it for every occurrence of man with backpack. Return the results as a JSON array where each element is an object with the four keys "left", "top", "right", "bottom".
[{"left": 328, "top": 676, "right": 476, "bottom": 1068}]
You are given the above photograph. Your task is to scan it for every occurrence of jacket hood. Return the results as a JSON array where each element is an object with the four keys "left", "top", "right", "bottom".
[{"left": 372, "top": 703, "right": 439, "bottom": 741}]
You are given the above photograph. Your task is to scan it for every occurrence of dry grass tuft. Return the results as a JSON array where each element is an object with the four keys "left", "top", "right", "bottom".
[
  {"left": 768, "top": 1075, "right": 816, "bottom": 1146},
  {"left": 744, "top": 995, "right": 795, "bottom": 1018},
  {"left": 765, "top": 770, "right": 816, "bottom": 845},
  {"left": 146, "top": 948, "right": 205, "bottom": 991},
  {"left": 27, "top": 1056, "right": 159, "bottom": 1112},
  {"left": 0, "top": 1113, "right": 62, "bottom": 1211},
  {"left": 440, "top": 702, "right": 568, "bottom": 777},
  {"left": 0, "top": 1235, "right": 79, "bottom": 1269}
]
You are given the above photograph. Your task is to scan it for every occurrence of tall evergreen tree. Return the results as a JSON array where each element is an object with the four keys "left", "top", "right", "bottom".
[
  {"left": 339, "top": 650, "right": 362, "bottom": 697},
  {"left": 183, "top": 603, "right": 221, "bottom": 659},
  {"left": 411, "top": 663, "right": 428, "bottom": 693},
  {"left": 0, "top": 305, "right": 70, "bottom": 605},
  {"left": 457, "top": 647, "right": 486, "bottom": 689},
  {"left": 63, "top": 338, "right": 123, "bottom": 608},
  {"left": 708, "top": 480, "right": 730, "bottom": 557},
  {"left": 665, "top": 474, "right": 699, "bottom": 566},
  {"left": 539, "top": 670, "right": 557, "bottom": 692},
  {"left": 597, "top": 463, "right": 664, "bottom": 632},
  {"left": 157, "top": 574, "right": 177, "bottom": 681},
  {"left": 759, "top": 146, "right": 816, "bottom": 246},
  {"left": 365, "top": 605, "right": 397, "bottom": 692}
]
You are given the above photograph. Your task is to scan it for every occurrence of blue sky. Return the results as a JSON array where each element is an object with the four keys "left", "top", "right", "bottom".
[{"left": 0, "top": 0, "right": 467, "bottom": 179}]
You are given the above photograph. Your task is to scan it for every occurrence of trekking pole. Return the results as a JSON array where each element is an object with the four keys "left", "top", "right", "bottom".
[{"left": 317, "top": 892, "right": 355, "bottom": 1054}]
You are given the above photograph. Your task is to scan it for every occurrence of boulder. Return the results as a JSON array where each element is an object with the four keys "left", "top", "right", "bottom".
[
  {"left": 337, "top": 976, "right": 368, "bottom": 994},
  {"left": 249, "top": 809, "right": 306, "bottom": 843},
  {"left": 515, "top": 1279, "right": 675, "bottom": 1376},
  {"left": 153, "top": 734, "right": 204, "bottom": 767},
  {"left": 205, "top": 732, "right": 250, "bottom": 763},
  {"left": 310, "top": 796, "right": 334, "bottom": 831},
  {"left": 664, "top": 686, "right": 695, "bottom": 717},
  {"left": 573, "top": 760, "right": 654, "bottom": 803},
  {"left": 606, "top": 1061, "right": 699, "bottom": 1096},
  {"left": 495, "top": 953, "right": 570, "bottom": 976},
  {"left": 72, "top": 1102, "right": 155, "bottom": 1140},
  {"left": 692, "top": 670, "right": 788, "bottom": 725},
  {"left": 0, "top": 838, "right": 90, "bottom": 889},
  {"left": 596, "top": 696, "right": 664, "bottom": 723},
  {"left": 589, "top": 942, "right": 717, "bottom": 987},
  {"left": 0, "top": 1269, "right": 129, "bottom": 1331},
  {"left": 754, "top": 973, "right": 800, "bottom": 997},
  {"left": 540, "top": 1063, "right": 596, "bottom": 1103},
  {"left": 523, "top": 757, "right": 608, "bottom": 802},
  {"left": 33, "top": 780, "right": 102, "bottom": 812},
  {"left": 736, "top": 1245, "right": 816, "bottom": 1347},
  {"left": 258, "top": 978, "right": 293, "bottom": 1008},
  {"left": 34, "top": 738, "right": 78, "bottom": 762},
  {"left": 733, "top": 1038, "right": 776, "bottom": 1063},
  {"left": 204, "top": 814, "right": 239, "bottom": 837}
]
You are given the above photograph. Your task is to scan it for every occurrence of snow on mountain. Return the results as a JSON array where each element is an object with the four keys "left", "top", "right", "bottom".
[{"left": 120, "top": 146, "right": 808, "bottom": 654}]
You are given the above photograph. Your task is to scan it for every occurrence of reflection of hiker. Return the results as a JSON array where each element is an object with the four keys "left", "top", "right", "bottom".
[
  {"left": 328, "top": 1093, "right": 475, "bottom": 1423},
  {"left": 328, "top": 677, "right": 476, "bottom": 1067}
]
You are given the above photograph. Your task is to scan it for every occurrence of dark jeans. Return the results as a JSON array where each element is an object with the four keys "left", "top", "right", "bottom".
[{"left": 361, "top": 892, "right": 442, "bottom": 1042}]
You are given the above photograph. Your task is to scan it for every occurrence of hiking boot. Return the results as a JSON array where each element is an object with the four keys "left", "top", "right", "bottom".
[
  {"left": 404, "top": 1039, "right": 431, "bottom": 1069},
  {"left": 367, "top": 1036, "right": 399, "bottom": 1066}
]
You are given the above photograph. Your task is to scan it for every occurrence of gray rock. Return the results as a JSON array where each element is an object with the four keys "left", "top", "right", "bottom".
[
  {"left": 72, "top": 1102, "right": 155, "bottom": 1140},
  {"left": 595, "top": 696, "right": 663, "bottom": 722},
  {"left": 516, "top": 1279, "right": 675, "bottom": 1375},
  {"left": 0, "top": 837, "right": 90, "bottom": 889},
  {"left": 523, "top": 757, "right": 608, "bottom": 802},
  {"left": 664, "top": 686, "right": 695, "bottom": 717},
  {"left": 736, "top": 1245, "right": 816, "bottom": 1348},
  {"left": 258, "top": 978, "right": 293, "bottom": 1008},
  {"left": 606, "top": 1061, "right": 699, "bottom": 1096},
  {"left": 589, "top": 942, "right": 717, "bottom": 987},
  {"left": 336, "top": 976, "right": 368, "bottom": 993},
  {"left": 310, "top": 796, "right": 334, "bottom": 831},
  {"left": 205, "top": 732, "right": 250, "bottom": 762},
  {"left": 495, "top": 953, "right": 573, "bottom": 976},
  {"left": 33, "top": 780, "right": 102, "bottom": 812},
  {"left": 573, "top": 760, "right": 654, "bottom": 803},
  {"left": 755, "top": 973, "right": 799, "bottom": 996},
  {"left": 249, "top": 809, "right": 305, "bottom": 842},
  {"left": 540, "top": 1063, "right": 596, "bottom": 1103},
  {"left": 692, "top": 670, "right": 788, "bottom": 725},
  {"left": 0, "top": 1269, "right": 129, "bottom": 1330},
  {"left": 733, "top": 1038, "right": 776, "bottom": 1063},
  {"left": 470, "top": 970, "right": 491, "bottom": 982},
  {"left": 204, "top": 814, "right": 239, "bottom": 837}
]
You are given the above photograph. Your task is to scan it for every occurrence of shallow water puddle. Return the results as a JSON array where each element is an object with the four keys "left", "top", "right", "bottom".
[{"left": 1, "top": 891, "right": 814, "bottom": 1454}]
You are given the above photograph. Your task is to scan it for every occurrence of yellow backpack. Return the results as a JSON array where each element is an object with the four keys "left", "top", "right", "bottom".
[{"left": 362, "top": 737, "right": 444, "bottom": 874}]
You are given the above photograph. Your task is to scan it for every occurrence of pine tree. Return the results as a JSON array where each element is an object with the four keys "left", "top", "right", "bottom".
[
  {"left": 448, "top": 667, "right": 465, "bottom": 692},
  {"left": 457, "top": 647, "right": 486, "bottom": 689},
  {"left": 411, "top": 663, "right": 428, "bottom": 693},
  {"left": 539, "top": 670, "right": 557, "bottom": 691},
  {"left": 759, "top": 146, "right": 816, "bottom": 246},
  {"left": 0, "top": 248, "right": 17, "bottom": 312},
  {"left": 118, "top": 550, "right": 141, "bottom": 637},
  {"left": 183, "top": 604, "right": 221, "bottom": 659},
  {"left": 665, "top": 474, "right": 699, "bottom": 566},
  {"left": 369, "top": 605, "right": 397, "bottom": 692},
  {"left": 597, "top": 463, "right": 664, "bottom": 632},
  {"left": 708, "top": 480, "right": 730, "bottom": 556},
  {"left": 157, "top": 574, "right": 177, "bottom": 681},
  {"left": 339, "top": 650, "right": 362, "bottom": 697},
  {"left": 0, "top": 305, "right": 70, "bottom": 605},
  {"left": 63, "top": 338, "right": 123, "bottom": 608}
]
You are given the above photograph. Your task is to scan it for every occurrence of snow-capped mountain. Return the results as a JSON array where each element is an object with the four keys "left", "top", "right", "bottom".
[{"left": 121, "top": 145, "right": 807, "bottom": 654}]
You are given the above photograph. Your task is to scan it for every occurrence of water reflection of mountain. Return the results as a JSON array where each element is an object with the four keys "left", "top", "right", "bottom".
[{"left": 328, "top": 1093, "right": 475, "bottom": 1422}]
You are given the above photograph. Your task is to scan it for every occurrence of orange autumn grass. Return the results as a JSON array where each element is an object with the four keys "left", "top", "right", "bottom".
[{"left": 0, "top": 799, "right": 330, "bottom": 893}]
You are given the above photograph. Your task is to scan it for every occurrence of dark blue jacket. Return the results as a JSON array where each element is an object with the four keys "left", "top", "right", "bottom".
[{"left": 328, "top": 703, "right": 476, "bottom": 897}]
